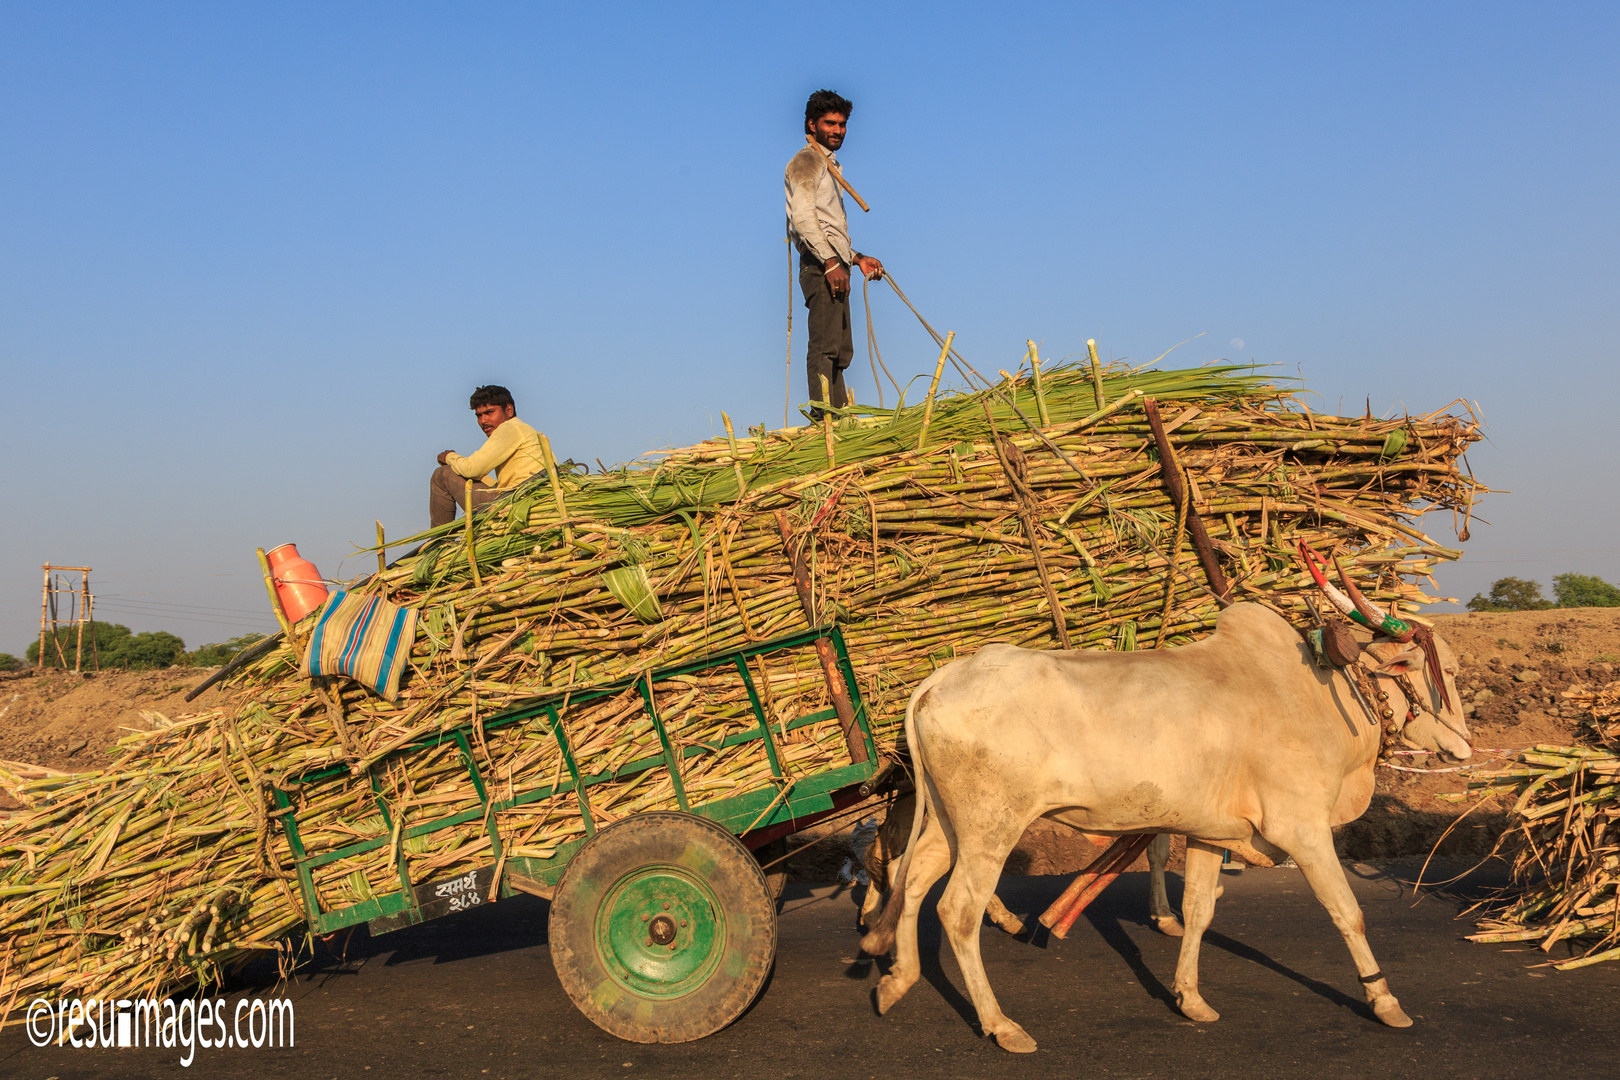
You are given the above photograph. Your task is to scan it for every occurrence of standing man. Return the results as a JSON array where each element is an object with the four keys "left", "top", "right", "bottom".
[
  {"left": 785, "top": 89, "right": 884, "bottom": 421},
  {"left": 429, "top": 384, "right": 545, "bottom": 527}
]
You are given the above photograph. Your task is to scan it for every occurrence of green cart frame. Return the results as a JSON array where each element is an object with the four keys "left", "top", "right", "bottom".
[{"left": 271, "top": 625, "right": 885, "bottom": 1042}]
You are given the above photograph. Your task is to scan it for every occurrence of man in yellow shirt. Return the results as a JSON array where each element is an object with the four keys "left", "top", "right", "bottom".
[{"left": 430, "top": 385, "right": 546, "bottom": 526}]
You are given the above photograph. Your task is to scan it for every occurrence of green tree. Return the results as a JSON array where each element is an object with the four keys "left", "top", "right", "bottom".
[
  {"left": 25, "top": 621, "right": 187, "bottom": 670},
  {"left": 1553, "top": 573, "right": 1620, "bottom": 608},
  {"left": 0, "top": 653, "right": 21, "bottom": 671},
  {"left": 1467, "top": 577, "right": 1555, "bottom": 612},
  {"left": 182, "top": 633, "right": 268, "bottom": 667}
]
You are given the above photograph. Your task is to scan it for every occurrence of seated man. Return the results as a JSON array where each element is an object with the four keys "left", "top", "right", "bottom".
[{"left": 430, "top": 384, "right": 545, "bottom": 527}]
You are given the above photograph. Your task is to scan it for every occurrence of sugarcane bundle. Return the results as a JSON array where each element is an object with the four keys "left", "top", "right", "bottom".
[
  {"left": 0, "top": 358, "right": 1483, "bottom": 1016},
  {"left": 1565, "top": 680, "right": 1620, "bottom": 744},
  {"left": 1460, "top": 740, "right": 1620, "bottom": 969}
]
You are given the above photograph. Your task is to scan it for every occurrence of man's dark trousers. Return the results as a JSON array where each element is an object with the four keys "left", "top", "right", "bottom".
[{"left": 799, "top": 253, "right": 854, "bottom": 420}]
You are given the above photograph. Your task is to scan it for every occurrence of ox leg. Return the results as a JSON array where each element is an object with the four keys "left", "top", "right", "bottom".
[
  {"left": 985, "top": 893, "right": 1026, "bottom": 936},
  {"left": 1147, "top": 833, "right": 1183, "bottom": 937},
  {"left": 1282, "top": 830, "right": 1413, "bottom": 1028},
  {"left": 936, "top": 835, "right": 1038, "bottom": 1053},
  {"left": 873, "top": 814, "right": 952, "bottom": 1016},
  {"left": 1171, "top": 840, "right": 1224, "bottom": 1022}
]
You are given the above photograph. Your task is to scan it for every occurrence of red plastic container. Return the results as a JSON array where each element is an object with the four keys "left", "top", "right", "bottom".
[{"left": 266, "top": 543, "right": 328, "bottom": 624}]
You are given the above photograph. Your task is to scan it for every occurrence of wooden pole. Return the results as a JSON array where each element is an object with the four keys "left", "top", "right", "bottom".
[
  {"left": 87, "top": 581, "right": 98, "bottom": 671},
  {"left": 1144, "top": 398, "right": 1231, "bottom": 605},
  {"left": 74, "top": 569, "right": 88, "bottom": 673},
  {"left": 776, "top": 511, "right": 868, "bottom": 764},
  {"left": 804, "top": 134, "right": 871, "bottom": 211},
  {"left": 988, "top": 420, "right": 1070, "bottom": 649},
  {"left": 375, "top": 521, "right": 387, "bottom": 576},
  {"left": 38, "top": 564, "right": 50, "bottom": 671},
  {"left": 916, "top": 331, "right": 955, "bottom": 451}
]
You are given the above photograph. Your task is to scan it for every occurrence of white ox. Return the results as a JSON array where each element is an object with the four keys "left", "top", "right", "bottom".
[{"left": 860, "top": 602, "right": 1471, "bottom": 1053}]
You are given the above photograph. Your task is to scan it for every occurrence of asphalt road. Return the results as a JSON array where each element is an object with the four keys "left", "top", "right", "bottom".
[{"left": 6, "top": 861, "right": 1617, "bottom": 1080}]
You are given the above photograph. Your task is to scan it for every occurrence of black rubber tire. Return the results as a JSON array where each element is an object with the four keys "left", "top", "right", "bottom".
[
  {"left": 549, "top": 812, "right": 777, "bottom": 1043},
  {"left": 754, "top": 838, "right": 789, "bottom": 906}
]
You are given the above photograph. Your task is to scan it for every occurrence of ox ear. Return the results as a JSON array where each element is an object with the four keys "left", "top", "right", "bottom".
[{"left": 1363, "top": 642, "right": 1424, "bottom": 676}]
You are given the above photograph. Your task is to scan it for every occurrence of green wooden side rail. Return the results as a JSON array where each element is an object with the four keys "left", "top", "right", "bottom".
[{"left": 270, "top": 625, "right": 879, "bottom": 935}]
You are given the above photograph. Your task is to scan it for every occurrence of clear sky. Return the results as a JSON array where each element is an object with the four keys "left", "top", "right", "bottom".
[{"left": 2, "top": 2, "right": 1616, "bottom": 656}]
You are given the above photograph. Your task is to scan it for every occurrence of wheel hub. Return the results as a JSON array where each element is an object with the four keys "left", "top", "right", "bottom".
[{"left": 596, "top": 867, "right": 722, "bottom": 998}]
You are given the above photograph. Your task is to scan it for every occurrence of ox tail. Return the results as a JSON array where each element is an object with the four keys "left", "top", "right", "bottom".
[{"left": 859, "top": 679, "right": 934, "bottom": 956}]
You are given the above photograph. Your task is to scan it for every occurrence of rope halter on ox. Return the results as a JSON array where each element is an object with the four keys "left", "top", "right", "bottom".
[{"left": 1296, "top": 540, "right": 1452, "bottom": 715}]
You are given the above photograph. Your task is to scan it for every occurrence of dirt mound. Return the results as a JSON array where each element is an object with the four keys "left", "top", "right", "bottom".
[
  {"left": 0, "top": 668, "right": 227, "bottom": 782},
  {"left": 6, "top": 610, "right": 1618, "bottom": 870}
]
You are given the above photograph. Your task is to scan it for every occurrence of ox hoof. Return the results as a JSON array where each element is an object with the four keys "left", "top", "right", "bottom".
[
  {"left": 992, "top": 1024, "right": 1038, "bottom": 1054},
  {"left": 1153, "top": 915, "right": 1185, "bottom": 938},
  {"left": 991, "top": 913, "right": 1027, "bottom": 936},
  {"left": 1177, "top": 994, "right": 1220, "bottom": 1023},
  {"left": 874, "top": 976, "right": 908, "bottom": 1015},
  {"left": 1374, "top": 996, "right": 1413, "bottom": 1028}
]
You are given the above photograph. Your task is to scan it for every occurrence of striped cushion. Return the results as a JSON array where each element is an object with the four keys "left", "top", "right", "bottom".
[{"left": 302, "top": 590, "right": 418, "bottom": 701}]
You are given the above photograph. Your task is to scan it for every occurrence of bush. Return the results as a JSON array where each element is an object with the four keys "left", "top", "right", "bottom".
[
  {"left": 0, "top": 653, "right": 22, "bottom": 672},
  {"left": 1467, "top": 577, "right": 1554, "bottom": 612},
  {"left": 1553, "top": 573, "right": 1620, "bottom": 608},
  {"left": 25, "top": 622, "right": 186, "bottom": 671}
]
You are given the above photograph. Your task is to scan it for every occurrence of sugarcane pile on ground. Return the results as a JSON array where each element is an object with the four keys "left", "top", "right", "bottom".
[
  {"left": 1, "top": 358, "right": 1482, "bottom": 1017},
  {"left": 1460, "top": 744, "right": 1620, "bottom": 968},
  {"left": 1459, "top": 681, "right": 1620, "bottom": 968}
]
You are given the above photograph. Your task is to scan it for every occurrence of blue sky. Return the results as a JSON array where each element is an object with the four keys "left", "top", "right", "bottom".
[{"left": 2, "top": 2, "right": 1616, "bottom": 655}]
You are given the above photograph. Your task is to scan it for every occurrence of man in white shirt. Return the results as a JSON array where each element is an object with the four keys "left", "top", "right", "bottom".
[
  {"left": 430, "top": 385, "right": 546, "bottom": 526},
  {"left": 785, "top": 89, "right": 885, "bottom": 421}
]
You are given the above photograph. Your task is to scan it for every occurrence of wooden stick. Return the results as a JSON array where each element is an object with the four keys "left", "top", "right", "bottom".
[
  {"left": 820, "top": 375, "right": 836, "bottom": 468},
  {"left": 538, "top": 433, "right": 571, "bottom": 543},
  {"left": 1144, "top": 398, "right": 1230, "bottom": 605},
  {"left": 916, "top": 331, "right": 955, "bottom": 450},
  {"left": 804, "top": 134, "right": 871, "bottom": 211},
  {"left": 1038, "top": 836, "right": 1142, "bottom": 929},
  {"left": 464, "top": 480, "right": 483, "bottom": 588},
  {"left": 375, "top": 521, "right": 387, "bottom": 577},
  {"left": 775, "top": 511, "right": 868, "bottom": 764},
  {"left": 721, "top": 411, "right": 748, "bottom": 496},
  {"left": 1028, "top": 341, "right": 1050, "bottom": 427},
  {"left": 1039, "top": 834, "right": 1155, "bottom": 938},
  {"left": 988, "top": 419, "right": 1069, "bottom": 649},
  {"left": 1051, "top": 835, "right": 1155, "bottom": 938},
  {"left": 1087, "top": 338, "right": 1107, "bottom": 410}
]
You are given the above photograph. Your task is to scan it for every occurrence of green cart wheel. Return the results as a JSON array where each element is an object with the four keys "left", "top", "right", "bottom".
[{"left": 549, "top": 812, "right": 777, "bottom": 1043}]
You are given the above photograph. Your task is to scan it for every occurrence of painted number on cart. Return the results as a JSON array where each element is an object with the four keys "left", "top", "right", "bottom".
[{"left": 436, "top": 871, "right": 482, "bottom": 911}]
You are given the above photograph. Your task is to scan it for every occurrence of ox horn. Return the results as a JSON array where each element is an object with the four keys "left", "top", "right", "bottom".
[
  {"left": 1297, "top": 541, "right": 1360, "bottom": 620},
  {"left": 1332, "top": 557, "right": 1415, "bottom": 641}
]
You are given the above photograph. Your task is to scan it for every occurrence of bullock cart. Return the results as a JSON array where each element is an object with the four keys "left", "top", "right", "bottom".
[
  {"left": 0, "top": 356, "right": 1483, "bottom": 1044},
  {"left": 272, "top": 624, "right": 886, "bottom": 1042}
]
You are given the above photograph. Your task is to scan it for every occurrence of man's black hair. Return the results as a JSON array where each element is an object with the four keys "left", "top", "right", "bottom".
[
  {"left": 469, "top": 385, "right": 515, "bottom": 410},
  {"left": 804, "top": 89, "right": 853, "bottom": 133}
]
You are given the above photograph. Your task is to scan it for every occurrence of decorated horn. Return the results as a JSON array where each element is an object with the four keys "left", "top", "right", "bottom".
[
  {"left": 1332, "top": 557, "right": 1414, "bottom": 640},
  {"left": 1298, "top": 541, "right": 1360, "bottom": 620}
]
